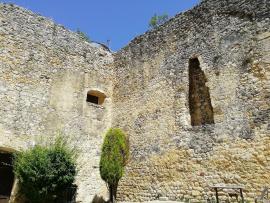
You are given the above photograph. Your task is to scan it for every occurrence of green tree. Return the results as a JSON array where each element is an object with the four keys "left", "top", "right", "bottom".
[
  {"left": 13, "top": 136, "right": 77, "bottom": 203},
  {"left": 76, "top": 29, "right": 91, "bottom": 43},
  {"left": 99, "top": 128, "right": 129, "bottom": 203},
  {"left": 149, "top": 13, "right": 169, "bottom": 29}
]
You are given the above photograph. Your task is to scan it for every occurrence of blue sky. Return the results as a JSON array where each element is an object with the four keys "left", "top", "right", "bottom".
[{"left": 1, "top": 0, "right": 199, "bottom": 51}]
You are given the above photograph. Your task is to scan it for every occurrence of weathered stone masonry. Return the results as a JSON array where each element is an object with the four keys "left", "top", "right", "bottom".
[
  {"left": 113, "top": 0, "right": 269, "bottom": 202},
  {"left": 0, "top": 4, "right": 113, "bottom": 202},
  {"left": 0, "top": 0, "right": 269, "bottom": 202}
]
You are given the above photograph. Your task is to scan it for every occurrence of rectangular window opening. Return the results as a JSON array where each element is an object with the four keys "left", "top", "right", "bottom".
[{"left": 86, "top": 94, "right": 99, "bottom": 104}]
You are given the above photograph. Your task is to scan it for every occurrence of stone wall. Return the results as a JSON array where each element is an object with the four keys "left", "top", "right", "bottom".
[
  {"left": 0, "top": 4, "right": 113, "bottom": 202},
  {"left": 113, "top": 0, "right": 270, "bottom": 201},
  {"left": 0, "top": 0, "right": 269, "bottom": 202}
]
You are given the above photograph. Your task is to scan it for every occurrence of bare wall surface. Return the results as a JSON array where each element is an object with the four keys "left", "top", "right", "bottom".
[
  {"left": 0, "top": 0, "right": 269, "bottom": 202},
  {"left": 0, "top": 4, "right": 113, "bottom": 202},
  {"left": 113, "top": 0, "right": 270, "bottom": 201}
]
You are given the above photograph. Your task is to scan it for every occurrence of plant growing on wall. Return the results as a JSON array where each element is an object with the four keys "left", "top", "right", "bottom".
[
  {"left": 76, "top": 29, "right": 91, "bottom": 43},
  {"left": 13, "top": 136, "right": 77, "bottom": 203},
  {"left": 99, "top": 128, "right": 129, "bottom": 203},
  {"left": 149, "top": 13, "right": 169, "bottom": 29}
]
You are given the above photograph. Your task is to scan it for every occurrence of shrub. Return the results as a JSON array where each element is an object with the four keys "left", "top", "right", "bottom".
[
  {"left": 76, "top": 29, "right": 91, "bottom": 43},
  {"left": 149, "top": 13, "right": 169, "bottom": 29},
  {"left": 13, "top": 136, "right": 77, "bottom": 203},
  {"left": 99, "top": 128, "right": 129, "bottom": 203}
]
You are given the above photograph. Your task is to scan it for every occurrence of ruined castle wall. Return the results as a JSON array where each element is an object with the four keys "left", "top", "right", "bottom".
[
  {"left": 0, "top": 4, "right": 113, "bottom": 202},
  {"left": 113, "top": 0, "right": 270, "bottom": 201}
]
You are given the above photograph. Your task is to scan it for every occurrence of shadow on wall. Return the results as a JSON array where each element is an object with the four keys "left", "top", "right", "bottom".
[
  {"left": 188, "top": 58, "right": 214, "bottom": 126},
  {"left": 0, "top": 151, "right": 14, "bottom": 203},
  {"left": 92, "top": 194, "right": 107, "bottom": 203}
]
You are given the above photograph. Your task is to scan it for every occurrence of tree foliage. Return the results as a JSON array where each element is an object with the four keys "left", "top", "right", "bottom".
[
  {"left": 13, "top": 136, "right": 77, "bottom": 203},
  {"left": 149, "top": 13, "right": 169, "bottom": 29},
  {"left": 99, "top": 128, "right": 129, "bottom": 203}
]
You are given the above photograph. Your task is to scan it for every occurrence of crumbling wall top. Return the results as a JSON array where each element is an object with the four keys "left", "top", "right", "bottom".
[
  {"left": 0, "top": 3, "right": 112, "bottom": 59},
  {"left": 115, "top": 0, "right": 269, "bottom": 60}
]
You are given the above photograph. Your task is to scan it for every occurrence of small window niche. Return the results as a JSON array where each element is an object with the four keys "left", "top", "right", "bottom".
[{"left": 86, "top": 90, "right": 106, "bottom": 105}]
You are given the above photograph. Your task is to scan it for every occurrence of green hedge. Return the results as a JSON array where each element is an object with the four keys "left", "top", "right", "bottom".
[{"left": 13, "top": 137, "right": 77, "bottom": 203}]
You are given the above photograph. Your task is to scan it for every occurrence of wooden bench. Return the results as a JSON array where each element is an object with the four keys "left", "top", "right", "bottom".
[{"left": 210, "top": 184, "right": 244, "bottom": 203}]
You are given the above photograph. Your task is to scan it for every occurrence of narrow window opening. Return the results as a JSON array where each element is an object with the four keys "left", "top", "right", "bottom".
[
  {"left": 0, "top": 152, "right": 14, "bottom": 202},
  {"left": 86, "top": 90, "right": 106, "bottom": 105},
  {"left": 86, "top": 94, "right": 99, "bottom": 104},
  {"left": 188, "top": 58, "right": 214, "bottom": 126}
]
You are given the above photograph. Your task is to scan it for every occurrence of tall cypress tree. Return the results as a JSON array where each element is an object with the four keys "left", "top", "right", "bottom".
[{"left": 99, "top": 128, "right": 129, "bottom": 203}]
